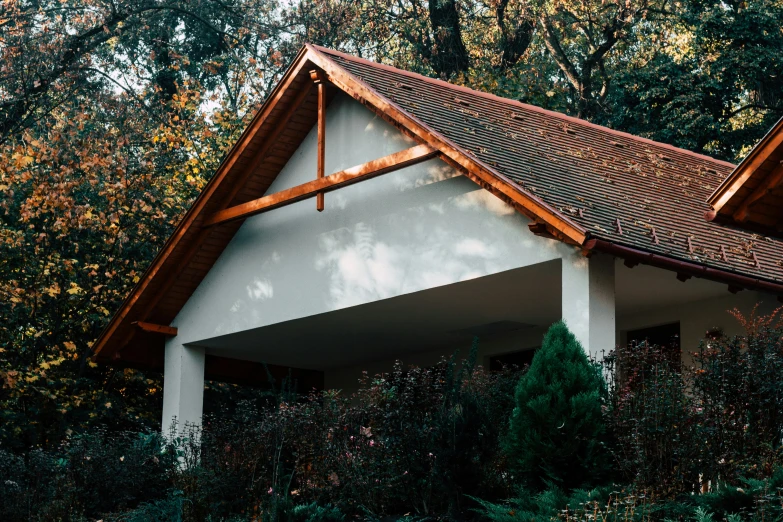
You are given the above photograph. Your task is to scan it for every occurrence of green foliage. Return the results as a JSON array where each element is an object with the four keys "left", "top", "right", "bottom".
[
  {"left": 186, "top": 344, "right": 520, "bottom": 519},
  {"left": 476, "top": 472, "right": 783, "bottom": 522},
  {"left": 472, "top": 486, "right": 656, "bottom": 522},
  {"left": 289, "top": 502, "right": 345, "bottom": 522},
  {"left": 504, "top": 321, "right": 609, "bottom": 491},
  {"left": 603, "top": 308, "right": 783, "bottom": 496},
  {"left": 603, "top": 0, "right": 783, "bottom": 161}
]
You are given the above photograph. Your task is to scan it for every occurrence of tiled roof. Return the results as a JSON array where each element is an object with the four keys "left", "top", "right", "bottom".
[{"left": 319, "top": 47, "right": 783, "bottom": 286}]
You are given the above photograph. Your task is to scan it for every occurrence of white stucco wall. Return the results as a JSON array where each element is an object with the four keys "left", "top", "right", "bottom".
[{"left": 172, "top": 93, "right": 576, "bottom": 345}]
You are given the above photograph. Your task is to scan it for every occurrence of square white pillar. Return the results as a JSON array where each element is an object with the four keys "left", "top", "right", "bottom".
[
  {"left": 161, "top": 338, "right": 205, "bottom": 438},
  {"left": 561, "top": 252, "right": 616, "bottom": 360}
]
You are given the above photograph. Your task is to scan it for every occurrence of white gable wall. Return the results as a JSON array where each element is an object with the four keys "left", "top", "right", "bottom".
[{"left": 172, "top": 93, "right": 575, "bottom": 345}]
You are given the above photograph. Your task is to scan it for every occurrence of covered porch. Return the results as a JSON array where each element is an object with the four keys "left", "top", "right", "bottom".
[{"left": 162, "top": 255, "right": 775, "bottom": 432}]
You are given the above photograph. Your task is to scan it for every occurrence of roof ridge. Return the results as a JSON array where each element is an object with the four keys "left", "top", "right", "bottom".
[{"left": 312, "top": 44, "right": 736, "bottom": 169}]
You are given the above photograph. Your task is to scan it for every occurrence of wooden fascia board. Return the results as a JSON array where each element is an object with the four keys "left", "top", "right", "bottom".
[
  {"left": 91, "top": 47, "right": 315, "bottom": 360},
  {"left": 709, "top": 117, "right": 783, "bottom": 213},
  {"left": 204, "top": 144, "right": 438, "bottom": 226},
  {"left": 304, "top": 44, "right": 588, "bottom": 246},
  {"left": 733, "top": 163, "right": 783, "bottom": 222}
]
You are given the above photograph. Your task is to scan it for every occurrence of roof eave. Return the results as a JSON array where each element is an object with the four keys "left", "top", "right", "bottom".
[
  {"left": 585, "top": 237, "right": 783, "bottom": 296},
  {"left": 708, "top": 116, "right": 783, "bottom": 213}
]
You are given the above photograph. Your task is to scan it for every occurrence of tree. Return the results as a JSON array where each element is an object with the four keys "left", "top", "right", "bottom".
[
  {"left": 603, "top": 0, "right": 783, "bottom": 160},
  {"left": 504, "top": 321, "right": 609, "bottom": 491},
  {"left": 537, "top": 0, "right": 673, "bottom": 119}
]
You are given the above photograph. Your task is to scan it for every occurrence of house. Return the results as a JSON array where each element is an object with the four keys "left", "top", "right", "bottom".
[{"left": 92, "top": 44, "right": 783, "bottom": 435}]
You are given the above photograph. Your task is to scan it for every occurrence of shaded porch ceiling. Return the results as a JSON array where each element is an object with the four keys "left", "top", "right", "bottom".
[{"left": 193, "top": 258, "right": 731, "bottom": 371}]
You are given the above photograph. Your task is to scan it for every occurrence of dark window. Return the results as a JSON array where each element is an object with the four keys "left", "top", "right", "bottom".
[
  {"left": 490, "top": 348, "right": 538, "bottom": 372},
  {"left": 627, "top": 322, "right": 680, "bottom": 350},
  {"left": 626, "top": 322, "right": 681, "bottom": 366}
]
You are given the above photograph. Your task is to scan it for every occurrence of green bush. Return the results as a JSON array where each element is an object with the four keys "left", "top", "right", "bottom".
[
  {"left": 0, "top": 430, "right": 178, "bottom": 521},
  {"left": 504, "top": 321, "right": 610, "bottom": 491},
  {"left": 7, "top": 312, "right": 783, "bottom": 521}
]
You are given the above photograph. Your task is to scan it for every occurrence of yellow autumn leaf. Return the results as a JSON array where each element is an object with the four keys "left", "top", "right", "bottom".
[
  {"left": 66, "top": 283, "right": 83, "bottom": 295},
  {"left": 63, "top": 341, "right": 77, "bottom": 351}
]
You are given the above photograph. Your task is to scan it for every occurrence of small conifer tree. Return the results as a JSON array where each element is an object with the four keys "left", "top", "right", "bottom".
[{"left": 504, "top": 321, "right": 609, "bottom": 491}]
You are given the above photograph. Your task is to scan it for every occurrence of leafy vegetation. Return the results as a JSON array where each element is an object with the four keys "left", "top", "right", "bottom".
[
  {"left": 5, "top": 318, "right": 783, "bottom": 520},
  {"left": 1, "top": 344, "right": 524, "bottom": 520}
]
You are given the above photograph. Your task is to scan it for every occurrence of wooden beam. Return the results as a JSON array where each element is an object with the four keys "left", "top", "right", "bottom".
[
  {"left": 304, "top": 44, "right": 588, "bottom": 245},
  {"left": 132, "top": 321, "right": 178, "bottom": 337},
  {"left": 203, "top": 144, "right": 438, "bottom": 227},
  {"left": 528, "top": 221, "right": 555, "bottom": 239},
  {"left": 311, "top": 69, "right": 327, "bottom": 211},
  {"left": 733, "top": 162, "right": 783, "bottom": 222},
  {"left": 99, "top": 70, "right": 317, "bottom": 360}
]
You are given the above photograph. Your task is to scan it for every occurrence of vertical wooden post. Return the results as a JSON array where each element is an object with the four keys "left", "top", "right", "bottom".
[{"left": 310, "top": 69, "right": 326, "bottom": 212}]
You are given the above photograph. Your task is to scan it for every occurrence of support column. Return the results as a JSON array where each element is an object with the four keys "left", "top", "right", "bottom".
[
  {"left": 161, "top": 338, "right": 205, "bottom": 438},
  {"left": 561, "top": 252, "right": 616, "bottom": 360}
]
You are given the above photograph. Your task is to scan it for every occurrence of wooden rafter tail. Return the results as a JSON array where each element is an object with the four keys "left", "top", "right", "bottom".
[
  {"left": 310, "top": 69, "right": 327, "bottom": 212},
  {"left": 733, "top": 163, "right": 783, "bottom": 222},
  {"left": 132, "top": 321, "right": 178, "bottom": 337},
  {"left": 203, "top": 144, "right": 438, "bottom": 227}
]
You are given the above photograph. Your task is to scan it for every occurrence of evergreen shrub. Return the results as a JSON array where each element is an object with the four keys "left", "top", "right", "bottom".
[{"left": 504, "top": 321, "right": 610, "bottom": 491}]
